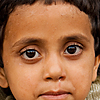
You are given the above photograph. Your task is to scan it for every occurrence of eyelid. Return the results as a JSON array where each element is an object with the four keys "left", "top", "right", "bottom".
[
  {"left": 19, "top": 45, "right": 42, "bottom": 63},
  {"left": 64, "top": 42, "right": 83, "bottom": 48},
  {"left": 20, "top": 49, "right": 40, "bottom": 59},
  {"left": 19, "top": 45, "right": 40, "bottom": 54},
  {"left": 63, "top": 42, "right": 83, "bottom": 56},
  {"left": 20, "top": 49, "right": 39, "bottom": 55}
]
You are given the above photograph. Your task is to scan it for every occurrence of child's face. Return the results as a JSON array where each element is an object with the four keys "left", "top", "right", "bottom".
[{"left": 1, "top": 2, "right": 99, "bottom": 100}]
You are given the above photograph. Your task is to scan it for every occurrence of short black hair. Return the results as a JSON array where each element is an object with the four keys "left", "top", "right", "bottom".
[{"left": 0, "top": 0, "right": 100, "bottom": 69}]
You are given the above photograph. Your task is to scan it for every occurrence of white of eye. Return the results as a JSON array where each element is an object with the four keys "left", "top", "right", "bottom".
[
  {"left": 21, "top": 49, "right": 40, "bottom": 60},
  {"left": 64, "top": 45, "right": 82, "bottom": 55}
]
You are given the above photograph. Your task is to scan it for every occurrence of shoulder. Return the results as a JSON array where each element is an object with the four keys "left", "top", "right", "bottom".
[{"left": 85, "top": 76, "right": 100, "bottom": 100}]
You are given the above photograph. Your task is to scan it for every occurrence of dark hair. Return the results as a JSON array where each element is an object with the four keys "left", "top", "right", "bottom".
[
  {"left": 0, "top": 0, "right": 100, "bottom": 68},
  {"left": 0, "top": 0, "right": 100, "bottom": 98}
]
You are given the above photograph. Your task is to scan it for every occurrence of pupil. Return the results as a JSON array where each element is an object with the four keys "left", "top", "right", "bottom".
[
  {"left": 67, "top": 46, "right": 76, "bottom": 54},
  {"left": 26, "top": 50, "right": 35, "bottom": 58}
]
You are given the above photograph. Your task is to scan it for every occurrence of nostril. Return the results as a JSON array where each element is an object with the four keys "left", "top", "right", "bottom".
[
  {"left": 59, "top": 76, "right": 63, "bottom": 79},
  {"left": 46, "top": 76, "right": 65, "bottom": 80},
  {"left": 59, "top": 76, "right": 65, "bottom": 80},
  {"left": 46, "top": 77, "right": 52, "bottom": 80}
]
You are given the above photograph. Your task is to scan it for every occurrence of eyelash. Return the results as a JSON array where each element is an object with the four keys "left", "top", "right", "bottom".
[
  {"left": 64, "top": 44, "right": 83, "bottom": 56},
  {"left": 20, "top": 49, "right": 40, "bottom": 60},
  {"left": 20, "top": 43, "right": 83, "bottom": 61}
]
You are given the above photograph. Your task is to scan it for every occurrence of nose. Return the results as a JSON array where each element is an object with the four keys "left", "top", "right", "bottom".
[{"left": 43, "top": 54, "right": 66, "bottom": 81}]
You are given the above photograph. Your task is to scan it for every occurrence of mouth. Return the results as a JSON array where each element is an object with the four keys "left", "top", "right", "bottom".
[{"left": 38, "top": 90, "right": 71, "bottom": 100}]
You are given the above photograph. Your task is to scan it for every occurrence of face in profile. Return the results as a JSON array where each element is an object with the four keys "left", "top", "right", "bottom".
[{"left": 1, "top": 1, "right": 99, "bottom": 100}]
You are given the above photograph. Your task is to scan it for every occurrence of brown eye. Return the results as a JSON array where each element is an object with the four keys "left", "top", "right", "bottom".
[
  {"left": 20, "top": 49, "right": 40, "bottom": 60},
  {"left": 64, "top": 45, "right": 82, "bottom": 55}
]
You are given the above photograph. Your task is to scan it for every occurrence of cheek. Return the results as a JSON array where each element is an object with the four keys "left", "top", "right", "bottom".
[
  {"left": 72, "top": 70, "right": 92, "bottom": 99},
  {"left": 71, "top": 52, "right": 95, "bottom": 81},
  {"left": 64, "top": 53, "right": 95, "bottom": 97},
  {"left": 3, "top": 59, "right": 42, "bottom": 99}
]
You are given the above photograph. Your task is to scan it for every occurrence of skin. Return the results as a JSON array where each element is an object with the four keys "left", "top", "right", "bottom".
[{"left": 1, "top": 1, "right": 99, "bottom": 100}]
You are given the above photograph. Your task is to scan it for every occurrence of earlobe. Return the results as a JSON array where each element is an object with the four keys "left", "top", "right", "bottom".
[
  {"left": 92, "top": 55, "right": 100, "bottom": 82},
  {"left": 0, "top": 67, "right": 8, "bottom": 88}
]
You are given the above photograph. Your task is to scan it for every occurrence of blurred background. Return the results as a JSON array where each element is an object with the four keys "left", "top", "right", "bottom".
[{"left": 97, "top": 65, "right": 100, "bottom": 76}]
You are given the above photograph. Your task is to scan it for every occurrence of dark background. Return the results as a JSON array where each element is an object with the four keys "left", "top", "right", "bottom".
[{"left": 97, "top": 65, "right": 100, "bottom": 75}]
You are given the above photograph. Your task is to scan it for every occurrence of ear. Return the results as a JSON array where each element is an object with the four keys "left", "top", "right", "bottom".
[
  {"left": 0, "top": 67, "right": 8, "bottom": 88},
  {"left": 92, "top": 55, "right": 100, "bottom": 82}
]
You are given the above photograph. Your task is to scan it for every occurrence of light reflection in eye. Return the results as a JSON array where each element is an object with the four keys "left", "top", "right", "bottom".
[
  {"left": 64, "top": 45, "right": 83, "bottom": 55},
  {"left": 20, "top": 49, "right": 40, "bottom": 60}
]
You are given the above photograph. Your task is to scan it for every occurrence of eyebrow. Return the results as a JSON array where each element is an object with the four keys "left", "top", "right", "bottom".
[
  {"left": 59, "top": 34, "right": 90, "bottom": 43},
  {"left": 12, "top": 34, "right": 90, "bottom": 48},
  {"left": 12, "top": 38, "right": 47, "bottom": 48}
]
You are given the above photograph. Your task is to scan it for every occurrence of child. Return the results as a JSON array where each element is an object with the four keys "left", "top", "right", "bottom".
[{"left": 0, "top": 0, "right": 100, "bottom": 100}]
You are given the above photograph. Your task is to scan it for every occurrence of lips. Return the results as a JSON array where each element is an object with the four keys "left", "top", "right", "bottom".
[{"left": 38, "top": 90, "right": 71, "bottom": 100}]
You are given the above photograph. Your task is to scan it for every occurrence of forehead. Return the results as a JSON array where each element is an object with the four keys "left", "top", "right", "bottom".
[
  {"left": 6, "top": 2, "right": 90, "bottom": 25},
  {"left": 5, "top": 2, "right": 91, "bottom": 40},
  {"left": 12, "top": 2, "right": 83, "bottom": 17}
]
